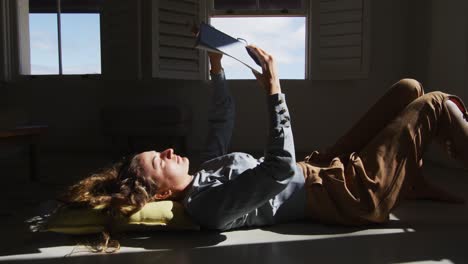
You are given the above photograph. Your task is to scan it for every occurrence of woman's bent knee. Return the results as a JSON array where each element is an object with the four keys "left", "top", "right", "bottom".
[
  {"left": 393, "top": 78, "right": 424, "bottom": 100},
  {"left": 424, "top": 91, "right": 448, "bottom": 103}
]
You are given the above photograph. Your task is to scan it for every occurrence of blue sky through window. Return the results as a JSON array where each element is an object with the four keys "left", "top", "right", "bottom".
[
  {"left": 29, "top": 13, "right": 101, "bottom": 75},
  {"left": 211, "top": 17, "right": 306, "bottom": 79},
  {"left": 29, "top": 14, "right": 59, "bottom": 74}
]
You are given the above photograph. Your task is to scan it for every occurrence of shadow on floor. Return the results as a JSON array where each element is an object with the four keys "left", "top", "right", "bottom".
[
  {"left": 0, "top": 223, "right": 227, "bottom": 258},
  {"left": 4, "top": 228, "right": 468, "bottom": 264}
]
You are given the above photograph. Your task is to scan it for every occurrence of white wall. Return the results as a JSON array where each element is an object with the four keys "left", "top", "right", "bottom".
[{"left": 9, "top": 0, "right": 463, "bottom": 163}]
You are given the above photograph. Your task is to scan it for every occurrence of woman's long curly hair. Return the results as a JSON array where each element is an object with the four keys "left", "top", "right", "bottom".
[{"left": 58, "top": 154, "right": 159, "bottom": 216}]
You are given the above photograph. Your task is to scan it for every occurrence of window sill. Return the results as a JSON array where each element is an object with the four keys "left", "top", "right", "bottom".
[{"left": 17, "top": 74, "right": 102, "bottom": 81}]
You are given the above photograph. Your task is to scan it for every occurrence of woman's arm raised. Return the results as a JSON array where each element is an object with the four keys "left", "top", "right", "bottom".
[{"left": 199, "top": 53, "right": 236, "bottom": 163}]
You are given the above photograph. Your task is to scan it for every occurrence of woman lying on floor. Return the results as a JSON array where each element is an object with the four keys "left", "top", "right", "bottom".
[{"left": 61, "top": 46, "right": 468, "bottom": 231}]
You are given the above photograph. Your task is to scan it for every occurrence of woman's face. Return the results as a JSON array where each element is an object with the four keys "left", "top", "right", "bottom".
[{"left": 135, "top": 149, "right": 191, "bottom": 197}]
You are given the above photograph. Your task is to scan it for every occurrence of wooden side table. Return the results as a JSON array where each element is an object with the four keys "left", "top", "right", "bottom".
[{"left": 0, "top": 125, "right": 48, "bottom": 181}]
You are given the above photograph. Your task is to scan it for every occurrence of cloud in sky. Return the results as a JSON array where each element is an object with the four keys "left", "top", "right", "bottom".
[
  {"left": 31, "top": 63, "right": 100, "bottom": 75},
  {"left": 211, "top": 17, "right": 306, "bottom": 79},
  {"left": 30, "top": 64, "right": 58, "bottom": 75},
  {"left": 30, "top": 32, "right": 57, "bottom": 51},
  {"left": 63, "top": 64, "right": 101, "bottom": 74}
]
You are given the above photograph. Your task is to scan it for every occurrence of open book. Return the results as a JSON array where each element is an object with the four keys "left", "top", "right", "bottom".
[{"left": 194, "top": 23, "right": 262, "bottom": 73}]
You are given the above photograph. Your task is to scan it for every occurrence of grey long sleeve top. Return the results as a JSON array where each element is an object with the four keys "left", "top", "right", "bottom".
[{"left": 182, "top": 70, "right": 306, "bottom": 231}]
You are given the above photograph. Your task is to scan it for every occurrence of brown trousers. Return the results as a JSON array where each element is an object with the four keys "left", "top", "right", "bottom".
[{"left": 297, "top": 79, "right": 464, "bottom": 225}]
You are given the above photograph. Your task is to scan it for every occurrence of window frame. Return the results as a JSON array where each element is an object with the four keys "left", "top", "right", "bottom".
[
  {"left": 205, "top": 0, "right": 310, "bottom": 80},
  {"left": 21, "top": 0, "right": 102, "bottom": 78},
  {"left": 208, "top": 0, "right": 307, "bottom": 16}
]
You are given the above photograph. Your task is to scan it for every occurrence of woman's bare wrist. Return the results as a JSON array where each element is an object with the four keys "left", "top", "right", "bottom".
[
  {"left": 210, "top": 61, "right": 222, "bottom": 74},
  {"left": 268, "top": 82, "right": 281, "bottom": 95},
  {"left": 210, "top": 66, "right": 222, "bottom": 74}
]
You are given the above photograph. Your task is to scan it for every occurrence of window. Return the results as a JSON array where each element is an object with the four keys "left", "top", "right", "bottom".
[
  {"left": 28, "top": 0, "right": 102, "bottom": 75},
  {"left": 213, "top": 0, "right": 303, "bottom": 11},
  {"left": 209, "top": 0, "right": 306, "bottom": 80},
  {"left": 210, "top": 17, "right": 305, "bottom": 80},
  {"left": 154, "top": 0, "right": 370, "bottom": 80}
]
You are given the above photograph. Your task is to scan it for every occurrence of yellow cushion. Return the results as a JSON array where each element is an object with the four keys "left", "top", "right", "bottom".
[
  {"left": 45, "top": 201, "right": 199, "bottom": 235},
  {"left": 46, "top": 206, "right": 108, "bottom": 235}
]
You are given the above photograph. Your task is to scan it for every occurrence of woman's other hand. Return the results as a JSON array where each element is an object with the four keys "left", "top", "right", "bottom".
[
  {"left": 192, "top": 23, "right": 223, "bottom": 74},
  {"left": 209, "top": 52, "right": 223, "bottom": 74},
  {"left": 248, "top": 45, "right": 281, "bottom": 95}
]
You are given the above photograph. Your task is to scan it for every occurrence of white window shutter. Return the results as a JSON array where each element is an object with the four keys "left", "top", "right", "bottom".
[
  {"left": 0, "top": 0, "right": 30, "bottom": 80},
  {"left": 153, "top": 0, "right": 206, "bottom": 79},
  {"left": 0, "top": 0, "right": 11, "bottom": 81},
  {"left": 309, "top": 0, "right": 370, "bottom": 80}
]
